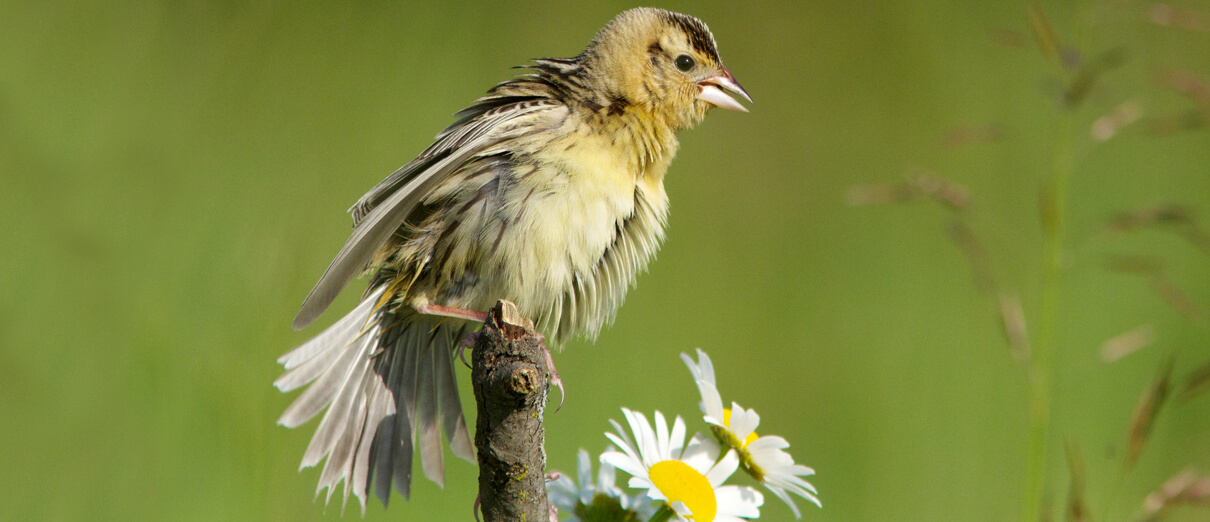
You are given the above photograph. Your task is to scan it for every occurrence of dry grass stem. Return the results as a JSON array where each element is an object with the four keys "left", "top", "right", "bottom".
[
  {"left": 949, "top": 220, "right": 996, "bottom": 296},
  {"left": 1150, "top": 277, "right": 1210, "bottom": 327},
  {"left": 1065, "top": 439, "right": 1091, "bottom": 522},
  {"left": 1105, "top": 204, "right": 1210, "bottom": 255},
  {"left": 1100, "top": 325, "right": 1156, "bottom": 362},
  {"left": 1148, "top": 69, "right": 1210, "bottom": 133},
  {"left": 1146, "top": 110, "right": 1208, "bottom": 134},
  {"left": 943, "top": 124, "right": 1003, "bottom": 149},
  {"left": 1149, "top": 4, "right": 1210, "bottom": 33},
  {"left": 1027, "top": 3, "right": 1066, "bottom": 72},
  {"left": 1091, "top": 99, "right": 1144, "bottom": 141},
  {"left": 846, "top": 171, "right": 970, "bottom": 211},
  {"left": 1107, "top": 203, "right": 1194, "bottom": 233},
  {"left": 990, "top": 28, "right": 1028, "bottom": 48},
  {"left": 1000, "top": 293, "right": 1031, "bottom": 361},
  {"left": 1178, "top": 359, "right": 1210, "bottom": 403},
  {"left": 1155, "top": 70, "right": 1210, "bottom": 109},
  {"left": 1125, "top": 358, "right": 1174, "bottom": 471},
  {"left": 1108, "top": 255, "right": 1209, "bottom": 327},
  {"left": 1136, "top": 469, "right": 1210, "bottom": 521}
]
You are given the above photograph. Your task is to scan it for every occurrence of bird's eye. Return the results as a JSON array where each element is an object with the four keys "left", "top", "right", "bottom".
[{"left": 675, "top": 54, "right": 695, "bottom": 72}]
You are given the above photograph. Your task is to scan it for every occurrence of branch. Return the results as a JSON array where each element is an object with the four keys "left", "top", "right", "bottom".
[{"left": 472, "top": 300, "right": 550, "bottom": 521}]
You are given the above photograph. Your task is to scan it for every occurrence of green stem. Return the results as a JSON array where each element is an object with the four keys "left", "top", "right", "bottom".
[
  {"left": 1022, "top": 92, "right": 1076, "bottom": 522},
  {"left": 648, "top": 504, "right": 676, "bottom": 522}
]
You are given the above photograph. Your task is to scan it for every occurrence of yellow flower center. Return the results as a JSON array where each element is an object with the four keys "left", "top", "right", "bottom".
[
  {"left": 722, "top": 408, "right": 759, "bottom": 447},
  {"left": 648, "top": 460, "right": 717, "bottom": 522}
]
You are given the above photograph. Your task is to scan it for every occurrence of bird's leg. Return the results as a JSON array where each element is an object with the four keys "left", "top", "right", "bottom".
[
  {"left": 418, "top": 301, "right": 563, "bottom": 408},
  {"left": 415, "top": 303, "right": 489, "bottom": 323},
  {"left": 416, "top": 303, "right": 487, "bottom": 369}
]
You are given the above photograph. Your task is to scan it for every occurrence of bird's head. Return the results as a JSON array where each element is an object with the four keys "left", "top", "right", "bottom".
[{"left": 584, "top": 8, "right": 751, "bottom": 130}]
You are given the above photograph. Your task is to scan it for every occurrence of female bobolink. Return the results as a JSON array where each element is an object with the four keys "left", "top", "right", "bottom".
[{"left": 275, "top": 7, "right": 750, "bottom": 510}]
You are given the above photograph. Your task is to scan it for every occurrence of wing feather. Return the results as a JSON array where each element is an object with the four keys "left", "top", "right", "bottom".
[{"left": 293, "top": 100, "right": 567, "bottom": 330}]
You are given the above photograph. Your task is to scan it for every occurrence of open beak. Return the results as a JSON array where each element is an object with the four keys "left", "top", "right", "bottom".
[{"left": 697, "top": 69, "right": 753, "bottom": 112}]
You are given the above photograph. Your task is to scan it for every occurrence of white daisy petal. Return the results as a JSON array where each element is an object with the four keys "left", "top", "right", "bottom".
[
  {"left": 629, "top": 476, "right": 654, "bottom": 491},
  {"left": 596, "top": 452, "right": 618, "bottom": 495},
  {"left": 698, "top": 379, "right": 726, "bottom": 422},
  {"left": 681, "top": 433, "right": 721, "bottom": 474},
  {"left": 547, "top": 473, "right": 579, "bottom": 511},
  {"left": 696, "top": 349, "right": 716, "bottom": 386},
  {"left": 716, "top": 485, "right": 764, "bottom": 518},
  {"left": 767, "top": 485, "right": 803, "bottom": 518},
  {"left": 601, "top": 450, "right": 647, "bottom": 480},
  {"left": 789, "top": 464, "right": 816, "bottom": 476},
  {"left": 728, "top": 403, "right": 760, "bottom": 440},
  {"left": 655, "top": 410, "right": 670, "bottom": 458},
  {"left": 604, "top": 433, "right": 642, "bottom": 470},
  {"left": 607, "top": 419, "right": 639, "bottom": 460},
  {"left": 576, "top": 450, "right": 593, "bottom": 504},
  {"left": 669, "top": 415, "right": 686, "bottom": 459},
  {"left": 746, "top": 435, "right": 790, "bottom": 452},
  {"left": 628, "top": 410, "right": 660, "bottom": 465},
  {"left": 705, "top": 449, "right": 741, "bottom": 487},
  {"left": 680, "top": 349, "right": 716, "bottom": 386},
  {"left": 778, "top": 474, "right": 821, "bottom": 496}
]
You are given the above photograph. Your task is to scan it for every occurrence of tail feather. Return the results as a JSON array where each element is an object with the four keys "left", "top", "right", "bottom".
[
  {"left": 272, "top": 338, "right": 344, "bottom": 394},
  {"left": 279, "top": 326, "right": 373, "bottom": 433},
  {"left": 415, "top": 343, "right": 445, "bottom": 486},
  {"left": 278, "top": 291, "right": 380, "bottom": 369},
  {"left": 275, "top": 286, "right": 475, "bottom": 513},
  {"left": 302, "top": 324, "right": 377, "bottom": 469},
  {"left": 435, "top": 337, "right": 475, "bottom": 461},
  {"left": 313, "top": 344, "right": 374, "bottom": 504}
]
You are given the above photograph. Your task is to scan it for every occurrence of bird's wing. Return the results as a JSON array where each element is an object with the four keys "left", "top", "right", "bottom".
[{"left": 293, "top": 98, "right": 568, "bottom": 330}]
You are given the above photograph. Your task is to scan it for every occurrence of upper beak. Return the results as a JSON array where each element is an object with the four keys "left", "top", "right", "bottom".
[{"left": 697, "top": 68, "right": 753, "bottom": 112}]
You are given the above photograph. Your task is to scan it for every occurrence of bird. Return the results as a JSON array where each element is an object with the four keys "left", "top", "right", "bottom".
[{"left": 273, "top": 7, "right": 751, "bottom": 513}]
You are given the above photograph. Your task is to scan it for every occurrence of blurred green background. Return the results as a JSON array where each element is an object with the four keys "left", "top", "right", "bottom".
[{"left": 2, "top": 1, "right": 1208, "bottom": 520}]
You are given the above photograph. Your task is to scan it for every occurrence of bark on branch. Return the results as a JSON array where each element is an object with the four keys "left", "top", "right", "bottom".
[{"left": 473, "top": 300, "right": 549, "bottom": 521}]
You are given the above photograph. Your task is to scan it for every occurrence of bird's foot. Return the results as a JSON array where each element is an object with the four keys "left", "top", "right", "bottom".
[
  {"left": 537, "top": 333, "right": 565, "bottom": 412},
  {"left": 456, "top": 332, "right": 479, "bottom": 369}
]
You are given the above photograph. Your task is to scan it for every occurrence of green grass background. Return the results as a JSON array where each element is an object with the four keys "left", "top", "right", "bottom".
[{"left": 2, "top": 1, "right": 1208, "bottom": 520}]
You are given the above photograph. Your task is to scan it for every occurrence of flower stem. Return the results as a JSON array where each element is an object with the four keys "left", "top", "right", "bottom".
[{"left": 1022, "top": 88, "right": 1076, "bottom": 522}]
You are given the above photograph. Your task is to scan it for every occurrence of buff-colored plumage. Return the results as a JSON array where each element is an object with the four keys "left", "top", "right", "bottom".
[{"left": 275, "top": 7, "right": 750, "bottom": 512}]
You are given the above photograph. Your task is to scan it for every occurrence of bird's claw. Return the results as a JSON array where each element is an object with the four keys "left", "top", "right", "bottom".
[
  {"left": 537, "top": 336, "right": 565, "bottom": 412},
  {"left": 456, "top": 332, "right": 479, "bottom": 369}
]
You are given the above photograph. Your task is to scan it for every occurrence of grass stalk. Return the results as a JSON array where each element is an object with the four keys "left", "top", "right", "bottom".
[{"left": 1022, "top": 94, "right": 1077, "bottom": 522}]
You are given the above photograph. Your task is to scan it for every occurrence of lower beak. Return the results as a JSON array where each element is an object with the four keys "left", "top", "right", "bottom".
[{"left": 697, "top": 69, "right": 753, "bottom": 112}]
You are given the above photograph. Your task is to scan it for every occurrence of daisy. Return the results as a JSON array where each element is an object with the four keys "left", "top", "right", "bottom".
[
  {"left": 682, "top": 349, "right": 821, "bottom": 518},
  {"left": 601, "top": 408, "right": 763, "bottom": 521},
  {"left": 547, "top": 448, "right": 656, "bottom": 521}
]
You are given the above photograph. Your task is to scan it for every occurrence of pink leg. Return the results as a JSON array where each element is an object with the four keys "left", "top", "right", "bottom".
[
  {"left": 418, "top": 302, "right": 563, "bottom": 410},
  {"left": 417, "top": 303, "right": 485, "bottom": 370},
  {"left": 415, "top": 303, "right": 489, "bottom": 323}
]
